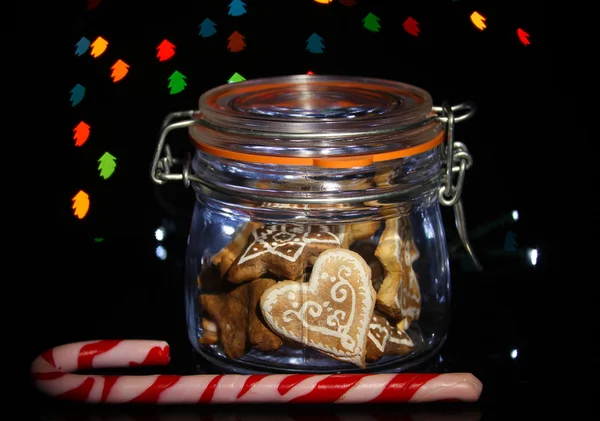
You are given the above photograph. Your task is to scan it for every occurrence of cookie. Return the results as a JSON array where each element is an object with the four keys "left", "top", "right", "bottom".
[
  {"left": 304, "top": 225, "right": 346, "bottom": 265},
  {"left": 198, "top": 318, "right": 219, "bottom": 345},
  {"left": 351, "top": 240, "right": 385, "bottom": 292},
  {"left": 260, "top": 248, "right": 376, "bottom": 368},
  {"left": 374, "top": 217, "right": 421, "bottom": 326},
  {"left": 200, "top": 282, "right": 250, "bottom": 359},
  {"left": 199, "top": 277, "right": 282, "bottom": 358},
  {"left": 386, "top": 321, "right": 415, "bottom": 356},
  {"left": 227, "top": 224, "right": 342, "bottom": 283},
  {"left": 339, "top": 221, "right": 381, "bottom": 249},
  {"left": 197, "top": 264, "right": 233, "bottom": 294},
  {"left": 213, "top": 222, "right": 263, "bottom": 278},
  {"left": 366, "top": 313, "right": 415, "bottom": 362},
  {"left": 248, "top": 278, "right": 283, "bottom": 352},
  {"left": 374, "top": 168, "right": 394, "bottom": 187}
]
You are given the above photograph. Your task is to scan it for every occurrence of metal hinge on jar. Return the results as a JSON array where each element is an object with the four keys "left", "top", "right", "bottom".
[
  {"left": 151, "top": 104, "right": 482, "bottom": 271},
  {"left": 433, "top": 103, "right": 482, "bottom": 271}
]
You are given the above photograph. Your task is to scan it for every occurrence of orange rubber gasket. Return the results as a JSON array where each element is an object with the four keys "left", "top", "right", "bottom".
[{"left": 192, "top": 130, "right": 444, "bottom": 169}]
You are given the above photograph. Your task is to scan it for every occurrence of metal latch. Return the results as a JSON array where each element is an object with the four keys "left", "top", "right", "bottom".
[{"left": 434, "top": 103, "right": 482, "bottom": 270}]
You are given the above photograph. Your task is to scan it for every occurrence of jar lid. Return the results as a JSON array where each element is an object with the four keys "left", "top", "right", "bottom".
[{"left": 189, "top": 75, "right": 443, "bottom": 168}]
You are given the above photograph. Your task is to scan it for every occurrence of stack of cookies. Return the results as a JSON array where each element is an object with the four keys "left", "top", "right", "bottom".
[{"left": 197, "top": 218, "right": 421, "bottom": 368}]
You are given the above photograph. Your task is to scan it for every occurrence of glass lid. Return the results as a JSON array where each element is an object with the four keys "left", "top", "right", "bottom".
[{"left": 188, "top": 75, "right": 443, "bottom": 162}]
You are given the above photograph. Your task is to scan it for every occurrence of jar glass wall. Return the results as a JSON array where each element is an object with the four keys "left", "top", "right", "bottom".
[{"left": 184, "top": 148, "right": 450, "bottom": 374}]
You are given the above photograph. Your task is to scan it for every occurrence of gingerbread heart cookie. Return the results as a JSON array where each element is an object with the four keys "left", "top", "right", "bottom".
[
  {"left": 260, "top": 248, "right": 376, "bottom": 368},
  {"left": 227, "top": 224, "right": 342, "bottom": 283}
]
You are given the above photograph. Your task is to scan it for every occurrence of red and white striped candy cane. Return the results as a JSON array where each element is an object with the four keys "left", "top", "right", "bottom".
[{"left": 30, "top": 340, "right": 482, "bottom": 404}]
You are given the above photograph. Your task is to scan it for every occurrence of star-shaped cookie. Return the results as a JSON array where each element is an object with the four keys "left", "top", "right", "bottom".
[
  {"left": 366, "top": 312, "right": 415, "bottom": 362},
  {"left": 227, "top": 224, "right": 342, "bottom": 283},
  {"left": 374, "top": 217, "right": 421, "bottom": 326}
]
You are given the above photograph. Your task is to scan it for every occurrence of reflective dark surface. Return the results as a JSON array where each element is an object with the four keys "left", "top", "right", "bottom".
[
  {"left": 27, "top": 0, "right": 551, "bottom": 418},
  {"left": 37, "top": 405, "right": 488, "bottom": 421}
]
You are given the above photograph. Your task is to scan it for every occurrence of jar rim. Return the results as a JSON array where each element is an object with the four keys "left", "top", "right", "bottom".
[{"left": 188, "top": 75, "right": 443, "bottom": 166}]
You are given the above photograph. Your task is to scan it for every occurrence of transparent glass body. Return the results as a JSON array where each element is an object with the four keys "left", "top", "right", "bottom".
[{"left": 183, "top": 75, "right": 451, "bottom": 373}]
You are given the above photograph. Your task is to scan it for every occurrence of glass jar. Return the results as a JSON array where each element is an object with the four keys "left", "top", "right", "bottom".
[{"left": 151, "top": 75, "right": 480, "bottom": 374}]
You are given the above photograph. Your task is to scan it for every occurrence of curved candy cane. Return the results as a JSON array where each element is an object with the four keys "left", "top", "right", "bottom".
[{"left": 30, "top": 340, "right": 482, "bottom": 404}]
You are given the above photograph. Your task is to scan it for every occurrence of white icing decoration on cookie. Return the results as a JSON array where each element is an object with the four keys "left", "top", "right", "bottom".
[
  {"left": 302, "top": 231, "right": 340, "bottom": 244},
  {"left": 368, "top": 322, "right": 390, "bottom": 352},
  {"left": 280, "top": 264, "right": 357, "bottom": 352},
  {"left": 388, "top": 220, "right": 421, "bottom": 319},
  {"left": 393, "top": 227, "right": 403, "bottom": 309},
  {"left": 238, "top": 224, "right": 341, "bottom": 265},
  {"left": 402, "top": 270, "right": 420, "bottom": 320},
  {"left": 262, "top": 250, "right": 373, "bottom": 367},
  {"left": 400, "top": 238, "right": 421, "bottom": 320},
  {"left": 273, "top": 232, "right": 296, "bottom": 243},
  {"left": 338, "top": 229, "right": 347, "bottom": 245}
]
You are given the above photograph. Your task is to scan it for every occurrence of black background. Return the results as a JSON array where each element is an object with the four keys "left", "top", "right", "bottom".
[{"left": 23, "top": 0, "right": 553, "bottom": 418}]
